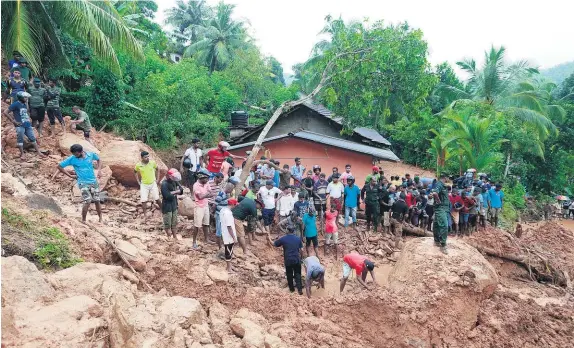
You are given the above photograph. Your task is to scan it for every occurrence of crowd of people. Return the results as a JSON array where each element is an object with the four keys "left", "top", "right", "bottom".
[{"left": 2, "top": 51, "right": 94, "bottom": 158}]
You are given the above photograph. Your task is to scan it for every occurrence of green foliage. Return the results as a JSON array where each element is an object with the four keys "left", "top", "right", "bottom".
[
  {"left": 2, "top": 207, "right": 32, "bottom": 229},
  {"left": 34, "top": 227, "right": 83, "bottom": 269},
  {"left": 500, "top": 179, "right": 527, "bottom": 225},
  {"left": 85, "top": 65, "right": 122, "bottom": 128},
  {"left": 384, "top": 112, "right": 436, "bottom": 169},
  {"left": 541, "top": 61, "right": 574, "bottom": 85}
]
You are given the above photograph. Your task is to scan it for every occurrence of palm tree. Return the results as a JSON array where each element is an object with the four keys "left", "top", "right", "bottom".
[
  {"left": 164, "top": 0, "right": 211, "bottom": 42},
  {"left": 428, "top": 128, "right": 455, "bottom": 177},
  {"left": 184, "top": 2, "right": 246, "bottom": 73},
  {"left": 1, "top": 0, "right": 143, "bottom": 74}
]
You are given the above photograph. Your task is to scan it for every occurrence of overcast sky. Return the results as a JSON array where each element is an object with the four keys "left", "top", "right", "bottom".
[{"left": 155, "top": 0, "right": 574, "bottom": 75}]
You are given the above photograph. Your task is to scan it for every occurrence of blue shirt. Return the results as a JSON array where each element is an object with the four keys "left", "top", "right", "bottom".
[
  {"left": 8, "top": 101, "right": 30, "bottom": 123},
  {"left": 302, "top": 213, "right": 318, "bottom": 238},
  {"left": 273, "top": 171, "right": 280, "bottom": 187},
  {"left": 481, "top": 191, "right": 490, "bottom": 208},
  {"left": 488, "top": 189, "right": 504, "bottom": 209},
  {"left": 274, "top": 234, "right": 303, "bottom": 265},
  {"left": 344, "top": 185, "right": 361, "bottom": 208},
  {"left": 294, "top": 200, "right": 310, "bottom": 217},
  {"left": 59, "top": 152, "right": 100, "bottom": 185}
]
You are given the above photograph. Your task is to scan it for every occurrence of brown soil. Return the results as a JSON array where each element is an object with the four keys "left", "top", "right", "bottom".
[{"left": 2, "top": 108, "right": 574, "bottom": 347}]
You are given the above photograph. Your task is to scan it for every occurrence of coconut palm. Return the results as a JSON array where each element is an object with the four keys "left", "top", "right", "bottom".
[
  {"left": 164, "top": 0, "right": 211, "bottom": 42},
  {"left": 1, "top": 0, "right": 143, "bottom": 74},
  {"left": 183, "top": 2, "right": 246, "bottom": 73},
  {"left": 437, "top": 46, "right": 560, "bottom": 139},
  {"left": 428, "top": 128, "right": 455, "bottom": 177}
]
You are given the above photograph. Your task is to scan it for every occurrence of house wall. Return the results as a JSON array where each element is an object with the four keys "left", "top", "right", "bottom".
[
  {"left": 229, "top": 137, "right": 405, "bottom": 184},
  {"left": 241, "top": 107, "right": 343, "bottom": 143}
]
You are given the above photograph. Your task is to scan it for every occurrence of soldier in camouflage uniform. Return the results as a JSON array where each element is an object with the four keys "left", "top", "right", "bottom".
[
  {"left": 432, "top": 173, "right": 450, "bottom": 254},
  {"left": 28, "top": 78, "right": 47, "bottom": 136},
  {"left": 45, "top": 78, "right": 66, "bottom": 135}
]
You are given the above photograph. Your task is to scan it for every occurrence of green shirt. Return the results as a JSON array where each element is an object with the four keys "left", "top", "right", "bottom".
[
  {"left": 433, "top": 181, "right": 449, "bottom": 211},
  {"left": 28, "top": 85, "right": 46, "bottom": 108},
  {"left": 45, "top": 86, "right": 61, "bottom": 108},
  {"left": 365, "top": 173, "right": 381, "bottom": 184},
  {"left": 364, "top": 184, "right": 382, "bottom": 205},
  {"left": 11, "top": 66, "right": 31, "bottom": 81},
  {"left": 76, "top": 111, "right": 92, "bottom": 131}
]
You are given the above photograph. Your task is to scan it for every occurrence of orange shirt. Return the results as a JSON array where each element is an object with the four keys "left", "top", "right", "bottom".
[
  {"left": 343, "top": 253, "right": 367, "bottom": 275},
  {"left": 325, "top": 211, "right": 338, "bottom": 233}
]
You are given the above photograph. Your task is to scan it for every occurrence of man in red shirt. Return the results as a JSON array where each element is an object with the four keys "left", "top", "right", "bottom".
[
  {"left": 449, "top": 189, "right": 464, "bottom": 235},
  {"left": 205, "top": 141, "right": 244, "bottom": 176},
  {"left": 340, "top": 253, "right": 377, "bottom": 293}
]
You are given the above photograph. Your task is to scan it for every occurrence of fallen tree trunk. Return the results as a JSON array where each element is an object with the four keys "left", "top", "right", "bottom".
[
  {"left": 472, "top": 244, "right": 567, "bottom": 287},
  {"left": 105, "top": 196, "right": 140, "bottom": 207},
  {"left": 354, "top": 211, "right": 433, "bottom": 237}
]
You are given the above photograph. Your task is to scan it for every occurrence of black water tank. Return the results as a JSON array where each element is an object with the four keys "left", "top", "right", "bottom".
[{"left": 231, "top": 111, "right": 248, "bottom": 126}]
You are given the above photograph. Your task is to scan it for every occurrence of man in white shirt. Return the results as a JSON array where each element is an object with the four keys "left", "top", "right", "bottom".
[
  {"left": 180, "top": 138, "right": 203, "bottom": 191},
  {"left": 326, "top": 174, "right": 345, "bottom": 213},
  {"left": 258, "top": 180, "right": 282, "bottom": 233},
  {"left": 220, "top": 200, "right": 238, "bottom": 273},
  {"left": 277, "top": 187, "right": 295, "bottom": 219}
]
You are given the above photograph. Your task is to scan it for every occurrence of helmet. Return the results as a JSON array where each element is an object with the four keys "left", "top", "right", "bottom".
[
  {"left": 182, "top": 157, "right": 192, "bottom": 169},
  {"left": 16, "top": 91, "right": 31, "bottom": 102},
  {"left": 166, "top": 168, "right": 182, "bottom": 182},
  {"left": 218, "top": 141, "right": 230, "bottom": 149},
  {"left": 347, "top": 175, "right": 355, "bottom": 181},
  {"left": 312, "top": 165, "right": 321, "bottom": 171}
]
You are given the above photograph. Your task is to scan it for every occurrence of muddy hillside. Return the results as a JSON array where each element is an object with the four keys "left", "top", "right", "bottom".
[{"left": 2, "top": 115, "right": 574, "bottom": 348}]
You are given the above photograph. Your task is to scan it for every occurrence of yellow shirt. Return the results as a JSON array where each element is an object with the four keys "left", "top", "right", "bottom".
[{"left": 134, "top": 160, "right": 158, "bottom": 185}]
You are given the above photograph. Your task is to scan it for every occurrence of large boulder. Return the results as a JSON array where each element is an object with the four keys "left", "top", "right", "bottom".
[
  {"left": 113, "top": 239, "right": 150, "bottom": 271},
  {"left": 1, "top": 256, "right": 55, "bottom": 306},
  {"left": 100, "top": 140, "right": 167, "bottom": 187},
  {"left": 49, "top": 262, "right": 123, "bottom": 298},
  {"left": 179, "top": 196, "right": 195, "bottom": 218},
  {"left": 58, "top": 132, "right": 99, "bottom": 155},
  {"left": 388, "top": 238, "right": 498, "bottom": 331}
]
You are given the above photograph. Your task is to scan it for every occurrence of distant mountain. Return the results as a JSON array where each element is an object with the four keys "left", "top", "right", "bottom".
[{"left": 541, "top": 61, "right": 574, "bottom": 85}]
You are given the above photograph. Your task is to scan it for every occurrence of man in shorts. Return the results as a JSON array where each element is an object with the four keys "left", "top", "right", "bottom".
[
  {"left": 161, "top": 168, "right": 184, "bottom": 238},
  {"left": 4, "top": 91, "right": 44, "bottom": 158},
  {"left": 231, "top": 195, "right": 258, "bottom": 253},
  {"left": 324, "top": 205, "right": 340, "bottom": 259},
  {"left": 193, "top": 171, "right": 216, "bottom": 248},
  {"left": 58, "top": 144, "right": 103, "bottom": 223},
  {"left": 214, "top": 179, "right": 239, "bottom": 251},
  {"left": 258, "top": 180, "right": 282, "bottom": 234},
  {"left": 340, "top": 253, "right": 377, "bottom": 293},
  {"left": 69, "top": 106, "right": 93, "bottom": 145},
  {"left": 134, "top": 151, "right": 160, "bottom": 221},
  {"left": 302, "top": 208, "right": 319, "bottom": 256},
  {"left": 220, "top": 198, "right": 239, "bottom": 273},
  {"left": 303, "top": 255, "right": 325, "bottom": 298},
  {"left": 28, "top": 78, "right": 46, "bottom": 137}
]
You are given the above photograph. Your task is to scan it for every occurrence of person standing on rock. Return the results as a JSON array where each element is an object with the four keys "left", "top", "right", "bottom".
[
  {"left": 205, "top": 141, "right": 244, "bottom": 178},
  {"left": 58, "top": 144, "right": 103, "bottom": 223},
  {"left": 361, "top": 176, "right": 382, "bottom": 234},
  {"left": 432, "top": 173, "right": 450, "bottom": 254},
  {"left": 45, "top": 78, "right": 66, "bottom": 135},
  {"left": 303, "top": 255, "right": 325, "bottom": 298},
  {"left": 302, "top": 208, "right": 319, "bottom": 257},
  {"left": 488, "top": 184, "right": 504, "bottom": 227},
  {"left": 4, "top": 91, "right": 44, "bottom": 159},
  {"left": 340, "top": 253, "right": 377, "bottom": 292},
  {"left": 192, "top": 171, "right": 216, "bottom": 248},
  {"left": 220, "top": 198, "right": 239, "bottom": 273},
  {"left": 274, "top": 226, "right": 304, "bottom": 295},
  {"left": 180, "top": 138, "right": 203, "bottom": 192},
  {"left": 215, "top": 178, "right": 240, "bottom": 252},
  {"left": 161, "top": 168, "right": 184, "bottom": 239},
  {"left": 69, "top": 106, "right": 94, "bottom": 146},
  {"left": 231, "top": 195, "right": 258, "bottom": 253},
  {"left": 28, "top": 78, "right": 46, "bottom": 137},
  {"left": 134, "top": 151, "right": 161, "bottom": 221},
  {"left": 343, "top": 175, "right": 361, "bottom": 232}
]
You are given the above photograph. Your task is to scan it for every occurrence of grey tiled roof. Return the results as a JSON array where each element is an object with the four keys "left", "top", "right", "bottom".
[
  {"left": 353, "top": 127, "right": 392, "bottom": 146},
  {"left": 228, "top": 131, "right": 400, "bottom": 162}
]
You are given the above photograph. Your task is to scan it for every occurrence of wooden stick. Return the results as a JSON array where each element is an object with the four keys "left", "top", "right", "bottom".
[
  {"left": 106, "top": 196, "right": 140, "bottom": 207},
  {"left": 84, "top": 222, "right": 155, "bottom": 292}
]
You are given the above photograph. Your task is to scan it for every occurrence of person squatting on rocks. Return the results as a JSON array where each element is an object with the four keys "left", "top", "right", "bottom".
[
  {"left": 161, "top": 168, "right": 183, "bottom": 239},
  {"left": 274, "top": 226, "right": 304, "bottom": 295},
  {"left": 231, "top": 195, "right": 258, "bottom": 254},
  {"left": 134, "top": 151, "right": 161, "bottom": 221},
  {"left": 340, "top": 253, "right": 377, "bottom": 293},
  {"left": 303, "top": 255, "right": 325, "bottom": 298},
  {"left": 69, "top": 106, "right": 94, "bottom": 146},
  {"left": 4, "top": 91, "right": 44, "bottom": 158},
  {"left": 58, "top": 144, "right": 103, "bottom": 223}
]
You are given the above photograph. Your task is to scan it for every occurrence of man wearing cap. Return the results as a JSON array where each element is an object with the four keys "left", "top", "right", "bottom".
[
  {"left": 258, "top": 180, "right": 282, "bottom": 234},
  {"left": 69, "top": 106, "right": 94, "bottom": 145},
  {"left": 134, "top": 151, "right": 160, "bottom": 221},
  {"left": 193, "top": 171, "right": 216, "bottom": 248},
  {"left": 181, "top": 139, "right": 203, "bottom": 191},
  {"left": 4, "top": 91, "right": 44, "bottom": 158},
  {"left": 291, "top": 158, "right": 305, "bottom": 188},
  {"left": 231, "top": 194, "right": 258, "bottom": 252},
  {"left": 303, "top": 255, "right": 325, "bottom": 298},
  {"left": 274, "top": 226, "right": 304, "bottom": 295},
  {"left": 432, "top": 173, "right": 450, "bottom": 254},
  {"left": 161, "top": 168, "right": 184, "bottom": 239},
  {"left": 205, "top": 141, "right": 244, "bottom": 177},
  {"left": 28, "top": 78, "right": 47, "bottom": 137},
  {"left": 45, "top": 78, "right": 66, "bottom": 135},
  {"left": 365, "top": 166, "right": 381, "bottom": 184},
  {"left": 340, "top": 252, "right": 377, "bottom": 292}
]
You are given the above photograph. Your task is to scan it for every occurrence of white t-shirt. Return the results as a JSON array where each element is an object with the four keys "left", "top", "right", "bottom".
[
  {"left": 220, "top": 207, "right": 236, "bottom": 245},
  {"left": 184, "top": 147, "right": 203, "bottom": 172},
  {"left": 326, "top": 182, "right": 344, "bottom": 199},
  {"left": 277, "top": 195, "right": 295, "bottom": 216},
  {"left": 258, "top": 186, "right": 282, "bottom": 209}
]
